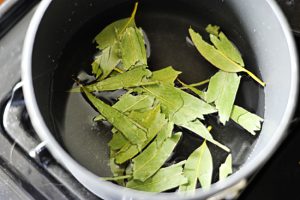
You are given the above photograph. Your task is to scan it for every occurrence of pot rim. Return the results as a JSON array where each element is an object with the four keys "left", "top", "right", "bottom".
[{"left": 22, "top": 0, "right": 298, "bottom": 199}]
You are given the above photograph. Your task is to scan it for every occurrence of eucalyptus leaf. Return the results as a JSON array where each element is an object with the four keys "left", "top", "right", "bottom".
[
  {"left": 219, "top": 154, "right": 233, "bottom": 181},
  {"left": 115, "top": 105, "right": 167, "bottom": 164},
  {"left": 205, "top": 71, "right": 241, "bottom": 125},
  {"left": 230, "top": 105, "right": 263, "bottom": 135},
  {"left": 179, "top": 141, "right": 213, "bottom": 191},
  {"left": 133, "top": 132, "right": 182, "bottom": 181},
  {"left": 126, "top": 161, "right": 187, "bottom": 192},
  {"left": 189, "top": 28, "right": 265, "bottom": 86},
  {"left": 82, "top": 87, "right": 147, "bottom": 145},
  {"left": 120, "top": 27, "right": 147, "bottom": 70},
  {"left": 181, "top": 120, "right": 229, "bottom": 152}
]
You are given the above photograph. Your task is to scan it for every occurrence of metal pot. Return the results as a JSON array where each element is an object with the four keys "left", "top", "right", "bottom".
[{"left": 22, "top": 0, "right": 298, "bottom": 199}]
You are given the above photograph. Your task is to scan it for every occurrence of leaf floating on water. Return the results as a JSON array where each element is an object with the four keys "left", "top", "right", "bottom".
[
  {"left": 82, "top": 87, "right": 147, "bottom": 145},
  {"left": 155, "top": 121, "right": 174, "bottom": 146},
  {"left": 93, "top": 42, "right": 121, "bottom": 80},
  {"left": 230, "top": 105, "right": 263, "bottom": 135},
  {"left": 219, "top": 154, "right": 233, "bottom": 181},
  {"left": 141, "top": 84, "right": 216, "bottom": 124},
  {"left": 151, "top": 66, "right": 182, "bottom": 85},
  {"left": 181, "top": 120, "right": 230, "bottom": 152},
  {"left": 113, "top": 92, "right": 155, "bottom": 113},
  {"left": 178, "top": 79, "right": 206, "bottom": 100},
  {"left": 127, "top": 161, "right": 187, "bottom": 192},
  {"left": 94, "top": 3, "right": 138, "bottom": 50},
  {"left": 115, "top": 105, "right": 167, "bottom": 164},
  {"left": 120, "top": 27, "right": 147, "bottom": 70},
  {"left": 179, "top": 141, "right": 213, "bottom": 192},
  {"left": 133, "top": 132, "right": 182, "bottom": 181},
  {"left": 207, "top": 24, "right": 244, "bottom": 66},
  {"left": 109, "top": 131, "right": 128, "bottom": 151},
  {"left": 83, "top": 66, "right": 157, "bottom": 92},
  {"left": 205, "top": 71, "right": 241, "bottom": 125},
  {"left": 205, "top": 24, "right": 220, "bottom": 36},
  {"left": 189, "top": 28, "right": 265, "bottom": 87}
]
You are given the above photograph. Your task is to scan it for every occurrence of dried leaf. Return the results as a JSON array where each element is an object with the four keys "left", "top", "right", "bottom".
[
  {"left": 94, "top": 3, "right": 138, "bottom": 50},
  {"left": 230, "top": 105, "right": 263, "bottom": 135},
  {"left": 179, "top": 141, "right": 213, "bottom": 191},
  {"left": 113, "top": 93, "right": 155, "bottom": 113},
  {"left": 189, "top": 28, "right": 265, "bottom": 86},
  {"left": 141, "top": 84, "right": 216, "bottom": 124},
  {"left": 133, "top": 132, "right": 182, "bottom": 181},
  {"left": 219, "top": 154, "right": 232, "bottom": 181},
  {"left": 126, "top": 161, "right": 187, "bottom": 192},
  {"left": 120, "top": 27, "right": 147, "bottom": 70},
  {"left": 181, "top": 120, "right": 230, "bottom": 152},
  {"left": 115, "top": 105, "right": 167, "bottom": 164},
  {"left": 205, "top": 71, "right": 241, "bottom": 125},
  {"left": 207, "top": 25, "right": 244, "bottom": 66},
  {"left": 155, "top": 121, "right": 174, "bottom": 146},
  {"left": 93, "top": 42, "right": 121, "bottom": 80},
  {"left": 151, "top": 66, "right": 182, "bottom": 85},
  {"left": 83, "top": 66, "right": 157, "bottom": 92},
  {"left": 82, "top": 87, "right": 147, "bottom": 145}
]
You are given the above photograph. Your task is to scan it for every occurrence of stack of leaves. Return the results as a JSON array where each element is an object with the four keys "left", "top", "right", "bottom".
[{"left": 73, "top": 3, "right": 264, "bottom": 193}]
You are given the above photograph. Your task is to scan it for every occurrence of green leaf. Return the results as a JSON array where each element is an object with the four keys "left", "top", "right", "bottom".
[
  {"left": 82, "top": 87, "right": 147, "bottom": 145},
  {"left": 109, "top": 131, "right": 127, "bottom": 151},
  {"left": 178, "top": 79, "right": 206, "bottom": 100},
  {"left": 133, "top": 132, "right": 182, "bottom": 181},
  {"left": 93, "top": 42, "right": 121, "bottom": 80},
  {"left": 230, "top": 105, "right": 263, "bottom": 135},
  {"left": 115, "top": 105, "right": 167, "bottom": 164},
  {"left": 179, "top": 141, "right": 213, "bottom": 192},
  {"left": 126, "top": 161, "right": 187, "bottom": 192},
  {"left": 205, "top": 24, "right": 220, "bottom": 36},
  {"left": 83, "top": 66, "right": 157, "bottom": 92},
  {"left": 109, "top": 151, "right": 126, "bottom": 185},
  {"left": 219, "top": 154, "right": 233, "bottom": 181},
  {"left": 155, "top": 121, "right": 174, "bottom": 146},
  {"left": 189, "top": 28, "right": 265, "bottom": 87},
  {"left": 209, "top": 32, "right": 244, "bottom": 67},
  {"left": 113, "top": 93, "right": 155, "bottom": 113},
  {"left": 151, "top": 66, "right": 182, "bottom": 85},
  {"left": 181, "top": 120, "right": 229, "bottom": 152},
  {"left": 120, "top": 27, "right": 147, "bottom": 70},
  {"left": 205, "top": 71, "right": 241, "bottom": 125},
  {"left": 94, "top": 3, "right": 138, "bottom": 50},
  {"left": 141, "top": 84, "right": 216, "bottom": 124}
]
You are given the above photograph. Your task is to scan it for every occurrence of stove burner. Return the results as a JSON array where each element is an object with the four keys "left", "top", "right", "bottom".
[{"left": 1, "top": 82, "right": 100, "bottom": 200}]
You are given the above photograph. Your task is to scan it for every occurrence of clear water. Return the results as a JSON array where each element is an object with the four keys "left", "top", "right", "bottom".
[{"left": 51, "top": 1, "right": 265, "bottom": 184}]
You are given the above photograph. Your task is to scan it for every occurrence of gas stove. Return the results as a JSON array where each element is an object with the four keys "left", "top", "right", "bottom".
[{"left": 0, "top": 1, "right": 299, "bottom": 200}]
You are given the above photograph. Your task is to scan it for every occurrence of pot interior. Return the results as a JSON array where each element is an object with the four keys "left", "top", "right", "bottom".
[{"left": 29, "top": 0, "right": 294, "bottom": 194}]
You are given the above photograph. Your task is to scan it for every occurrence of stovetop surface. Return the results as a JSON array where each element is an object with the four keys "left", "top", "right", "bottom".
[{"left": 0, "top": 1, "right": 300, "bottom": 200}]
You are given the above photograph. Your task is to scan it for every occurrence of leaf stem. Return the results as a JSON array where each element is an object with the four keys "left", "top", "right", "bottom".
[
  {"left": 244, "top": 69, "right": 266, "bottom": 87},
  {"left": 120, "top": 2, "right": 139, "bottom": 34},
  {"left": 178, "top": 79, "right": 209, "bottom": 89},
  {"left": 113, "top": 68, "right": 124, "bottom": 73}
]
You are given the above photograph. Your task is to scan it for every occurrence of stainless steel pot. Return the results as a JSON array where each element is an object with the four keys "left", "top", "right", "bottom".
[{"left": 22, "top": 0, "right": 298, "bottom": 199}]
